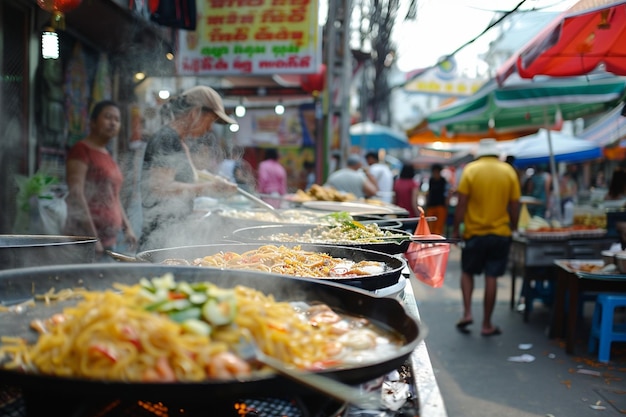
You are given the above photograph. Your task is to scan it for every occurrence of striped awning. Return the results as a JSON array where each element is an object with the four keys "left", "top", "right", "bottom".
[{"left": 579, "top": 105, "right": 626, "bottom": 146}]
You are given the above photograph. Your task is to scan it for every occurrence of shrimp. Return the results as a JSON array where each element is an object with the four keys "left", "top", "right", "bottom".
[
  {"left": 142, "top": 357, "right": 176, "bottom": 382},
  {"left": 206, "top": 351, "right": 251, "bottom": 379},
  {"left": 308, "top": 304, "right": 341, "bottom": 325},
  {"left": 338, "top": 329, "right": 378, "bottom": 350}
]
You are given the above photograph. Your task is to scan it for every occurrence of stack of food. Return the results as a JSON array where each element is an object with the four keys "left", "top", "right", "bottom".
[
  {"left": 522, "top": 216, "right": 606, "bottom": 240},
  {"left": 291, "top": 184, "right": 356, "bottom": 202}
]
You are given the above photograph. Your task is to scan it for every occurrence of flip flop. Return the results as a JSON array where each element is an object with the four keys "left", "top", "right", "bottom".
[
  {"left": 456, "top": 319, "right": 473, "bottom": 333},
  {"left": 481, "top": 327, "right": 502, "bottom": 337}
]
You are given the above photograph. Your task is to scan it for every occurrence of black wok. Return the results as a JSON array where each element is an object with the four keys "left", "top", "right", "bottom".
[
  {"left": 0, "top": 264, "right": 423, "bottom": 405},
  {"left": 229, "top": 224, "right": 413, "bottom": 255},
  {"left": 111, "top": 243, "right": 406, "bottom": 291},
  {"left": 0, "top": 234, "right": 97, "bottom": 270}
]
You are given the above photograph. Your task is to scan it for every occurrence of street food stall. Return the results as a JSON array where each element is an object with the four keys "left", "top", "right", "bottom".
[
  {"left": 509, "top": 233, "right": 614, "bottom": 321},
  {"left": 551, "top": 259, "right": 626, "bottom": 355},
  {"left": 0, "top": 195, "right": 450, "bottom": 417}
]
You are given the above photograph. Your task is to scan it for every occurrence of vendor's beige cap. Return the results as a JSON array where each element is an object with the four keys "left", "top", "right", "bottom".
[{"left": 182, "top": 85, "right": 237, "bottom": 125}]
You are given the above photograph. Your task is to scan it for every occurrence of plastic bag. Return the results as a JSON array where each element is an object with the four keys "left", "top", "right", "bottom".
[
  {"left": 13, "top": 173, "right": 67, "bottom": 234},
  {"left": 404, "top": 207, "right": 450, "bottom": 288},
  {"left": 36, "top": 189, "right": 68, "bottom": 234}
]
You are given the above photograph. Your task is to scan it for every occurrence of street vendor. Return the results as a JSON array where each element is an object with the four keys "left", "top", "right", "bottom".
[{"left": 138, "top": 86, "right": 237, "bottom": 251}]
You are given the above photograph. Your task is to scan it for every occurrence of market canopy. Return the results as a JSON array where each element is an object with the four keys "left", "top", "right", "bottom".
[
  {"left": 515, "top": 0, "right": 626, "bottom": 79},
  {"left": 578, "top": 104, "right": 626, "bottom": 146},
  {"left": 506, "top": 129, "right": 603, "bottom": 166},
  {"left": 407, "top": 122, "right": 537, "bottom": 145},
  {"left": 495, "top": 0, "right": 626, "bottom": 84},
  {"left": 425, "top": 73, "right": 626, "bottom": 137},
  {"left": 349, "top": 122, "right": 411, "bottom": 149}
]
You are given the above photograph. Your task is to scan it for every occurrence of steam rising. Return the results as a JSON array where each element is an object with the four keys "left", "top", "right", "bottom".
[{"left": 136, "top": 112, "right": 257, "bottom": 252}]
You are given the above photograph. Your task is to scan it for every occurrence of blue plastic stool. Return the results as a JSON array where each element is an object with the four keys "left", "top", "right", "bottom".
[{"left": 588, "top": 294, "right": 626, "bottom": 363}]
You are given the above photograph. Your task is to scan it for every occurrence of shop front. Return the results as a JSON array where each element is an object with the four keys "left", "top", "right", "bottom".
[{"left": 0, "top": 0, "right": 174, "bottom": 234}]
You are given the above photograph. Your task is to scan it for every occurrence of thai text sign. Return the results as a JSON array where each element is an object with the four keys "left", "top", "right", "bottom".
[{"left": 176, "top": 0, "right": 321, "bottom": 75}]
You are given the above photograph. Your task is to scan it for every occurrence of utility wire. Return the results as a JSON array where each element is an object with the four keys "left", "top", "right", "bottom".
[{"left": 393, "top": 0, "right": 529, "bottom": 90}]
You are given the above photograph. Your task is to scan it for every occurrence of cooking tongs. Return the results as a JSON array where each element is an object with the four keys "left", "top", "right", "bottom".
[{"left": 197, "top": 170, "right": 281, "bottom": 219}]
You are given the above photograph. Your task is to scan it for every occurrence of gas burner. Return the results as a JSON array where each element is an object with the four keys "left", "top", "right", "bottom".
[
  {"left": 5, "top": 362, "right": 419, "bottom": 417},
  {"left": 15, "top": 394, "right": 346, "bottom": 417}
]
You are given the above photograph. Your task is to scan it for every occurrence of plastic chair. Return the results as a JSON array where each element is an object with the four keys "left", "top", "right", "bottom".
[{"left": 588, "top": 294, "right": 626, "bottom": 363}]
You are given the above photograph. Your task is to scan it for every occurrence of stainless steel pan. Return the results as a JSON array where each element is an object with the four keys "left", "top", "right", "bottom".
[
  {"left": 229, "top": 224, "right": 414, "bottom": 255},
  {"left": 0, "top": 234, "right": 97, "bottom": 270}
]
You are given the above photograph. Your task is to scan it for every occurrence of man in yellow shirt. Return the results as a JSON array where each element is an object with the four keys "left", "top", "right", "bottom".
[{"left": 452, "top": 139, "right": 521, "bottom": 337}]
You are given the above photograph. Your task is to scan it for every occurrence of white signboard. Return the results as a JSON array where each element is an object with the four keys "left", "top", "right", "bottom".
[{"left": 176, "top": 0, "right": 321, "bottom": 75}]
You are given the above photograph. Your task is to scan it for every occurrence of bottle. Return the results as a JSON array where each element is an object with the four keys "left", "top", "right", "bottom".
[{"left": 563, "top": 200, "right": 574, "bottom": 226}]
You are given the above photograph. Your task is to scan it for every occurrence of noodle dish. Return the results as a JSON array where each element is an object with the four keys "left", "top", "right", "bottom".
[{"left": 0, "top": 273, "right": 407, "bottom": 383}]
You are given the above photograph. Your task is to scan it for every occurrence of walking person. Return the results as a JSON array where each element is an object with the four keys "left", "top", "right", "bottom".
[
  {"left": 452, "top": 139, "right": 520, "bottom": 337},
  {"left": 393, "top": 162, "right": 420, "bottom": 233},
  {"left": 324, "top": 154, "right": 378, "bottom": 199},
  {"left": 365, "top": 151, "right": 394, "bottom": 203},
  {"left": 425, "top": 163, "right": 449, "bottom": 236},
  {"left": 257, "top": 148, "right": 287, "bottom": 208},
  {"left": 393, "top": 162, "right": 420, "bottom": 218}
]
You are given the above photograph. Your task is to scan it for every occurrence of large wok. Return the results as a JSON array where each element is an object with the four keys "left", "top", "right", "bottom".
[
  {"left": 229, "top": 224, "right": 413, "bottom": 255},
  {"left": 110, "top": 243, "right": 406, "bottom": 291},
  {"left": 208, "top": 208, "right": 404, "bottom": 232},
  {"left": 0, "top": 264, "right": 423, "bottom": 406},
  {"left": 0, "top": 234, "right": 97, "bottom": 270}
]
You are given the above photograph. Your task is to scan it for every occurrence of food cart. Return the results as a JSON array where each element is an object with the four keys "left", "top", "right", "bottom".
[{"left": 0, "top": 197, "right": 450, "bottom": 417}]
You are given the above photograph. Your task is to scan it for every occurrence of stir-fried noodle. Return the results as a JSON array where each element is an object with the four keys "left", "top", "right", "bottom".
[{"left": 0, "top": 274, "right": 403, "bottom": 382}]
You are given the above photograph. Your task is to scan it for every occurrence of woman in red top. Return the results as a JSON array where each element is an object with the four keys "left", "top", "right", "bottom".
[
  {"left": 64, "top": 100, "right": 137, "bottom": 258},
  {"left": 393, "top": 162, "right": 420, "bottom": 217}
]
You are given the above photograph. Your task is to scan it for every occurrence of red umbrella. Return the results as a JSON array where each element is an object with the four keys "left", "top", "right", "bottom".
[{"left": 498, "top": 0, "right": 626, "bottom": 82}]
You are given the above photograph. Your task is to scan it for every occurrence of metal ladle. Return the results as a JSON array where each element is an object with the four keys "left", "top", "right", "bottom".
[
  {"left": 235, "top": 187, "right": 283, "bottom": 219},
  {"left": 198, "top": 170, "right": 282, "bottom": 219}
]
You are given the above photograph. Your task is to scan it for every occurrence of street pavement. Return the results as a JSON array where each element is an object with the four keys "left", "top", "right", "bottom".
[{"left": 409, "top": 245, "right": 626, "bottom": 417}]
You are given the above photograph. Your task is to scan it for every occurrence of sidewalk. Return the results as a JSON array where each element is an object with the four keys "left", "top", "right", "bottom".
[{"left": 410, "top": 245, "right": 626, "bottom": 417}]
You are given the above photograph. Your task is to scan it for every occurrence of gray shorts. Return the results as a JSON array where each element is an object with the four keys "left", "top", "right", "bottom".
[{"left": 461, "top": 235, "right": 512, "bottom": 277}]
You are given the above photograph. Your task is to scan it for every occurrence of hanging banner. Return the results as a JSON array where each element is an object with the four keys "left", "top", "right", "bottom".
[
  {"left": 403, "top": 57, "right": 486, "bottom": 97},
  {"left": 176, "top": 0, "right": 321, "bottom": 76}
]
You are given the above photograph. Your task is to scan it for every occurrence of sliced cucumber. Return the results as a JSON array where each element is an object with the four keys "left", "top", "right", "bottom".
[
  {"left": 169, "top": 307, "right": 202, "bottom": 323},
  {"left": 202, "top": 298, "right": 236, "bottom": 326},
  {"left": 189, "top": 292, "right": 208, "bottom": 305},
  {"left": 206, "top": 287, "right": 236, "bottom": 301},
  {"left": 181, "top": 318, "right": 212, "bottom": 336}
]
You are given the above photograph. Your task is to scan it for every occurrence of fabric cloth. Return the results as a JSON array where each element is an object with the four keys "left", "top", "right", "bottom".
[
  {"left": 457, "top": 156, "right": 520, "bottom": 240},
  {"left": 528, "top": 172, "right": 549, "bottom": 217},
  {"left": 426, "top": 205, "right": 448, "bottom": 236},
  {"left": 181, "top": 86, "right": 236, "bottom": 124},
  {"left": 461, "top": 235, "right": 512, "bottom": 276},
  {"left": 426, "top": 176, "right": 449, "bottom": 235},
  {"left": 257, "top": 159, "right": 287, "bottom": 195},
  {"left": 139, "top": 126, "right": 196, "bottom": 250},
  {"left": 325, "top": 168, "right": 367, "bottom": 199},
  {"left": 368, "top": 162, "right": 394, "bottom": 203},
  {"left": 218, "top": 159, "right": 237, "bottom": 183},
  {"left": 427, "top": 177, "right": 448, "bottom": 207},
  {"left": 393, "top": 178, "right": 419, "bottom": 217},
  {"left": 64, "top": 141, "right": 124, "bottom": 248}
]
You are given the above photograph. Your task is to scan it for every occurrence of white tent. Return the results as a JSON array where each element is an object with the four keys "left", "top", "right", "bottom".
[{"left": 507, "top": 129, "right": 602, "bottom": 166}]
